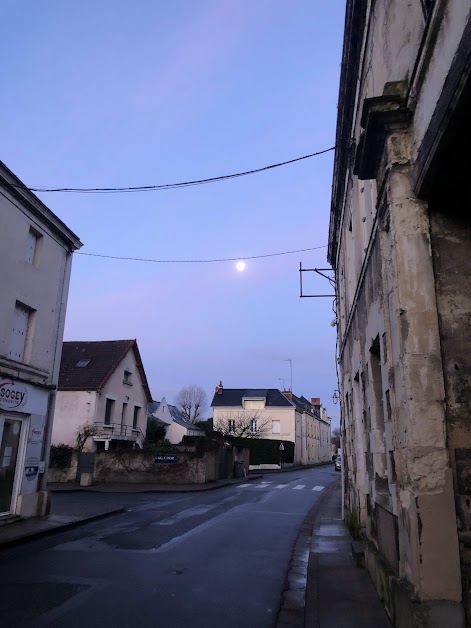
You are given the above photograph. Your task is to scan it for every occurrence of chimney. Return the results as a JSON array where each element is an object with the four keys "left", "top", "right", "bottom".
[
  {"left": 215, "top": 380, "right": 223, "bottom": 395},
  {"left": 311, "top": 397, "right": 321, "bottom": 407},
  {"left": 282, "top": 388, "right": 293, "bottom": 401}
]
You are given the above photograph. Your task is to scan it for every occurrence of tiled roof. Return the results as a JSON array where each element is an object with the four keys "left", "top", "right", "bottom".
[
  {"left": 211, "top": 388, "right": 293, "bottom": 408},
  {"left": 58, "top": 340, "right": 152, "bottom": 401},
  {"left": 147, "top": 400, "right": 203, "bottom": 431}
]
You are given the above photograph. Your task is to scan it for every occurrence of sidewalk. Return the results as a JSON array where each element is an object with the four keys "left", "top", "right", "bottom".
[
  {"left": 278, "top": 479, "right": 391, "bottom": 627},
  {"left": 0, "top": 474, "right": 262, "bottom": 550}
]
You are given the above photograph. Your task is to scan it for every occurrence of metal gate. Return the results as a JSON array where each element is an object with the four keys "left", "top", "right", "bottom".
[{"left": 76, "top": 452, "right": 95, "bottom": 482}]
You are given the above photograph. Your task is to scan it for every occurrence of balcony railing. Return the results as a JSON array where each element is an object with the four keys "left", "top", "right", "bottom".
[{"left": 93, "top": 422, "right": 145, "bottom": 448}]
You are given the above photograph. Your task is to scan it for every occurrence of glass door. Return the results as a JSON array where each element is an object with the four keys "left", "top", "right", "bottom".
[{"left": 0, "top": 416, "right": 24, "bottom": 516}]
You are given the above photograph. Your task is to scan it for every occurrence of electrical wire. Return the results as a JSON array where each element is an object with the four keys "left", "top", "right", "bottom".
[
  {"left": 23, "top": 146, "right": 335, "bottom": 194},
  {"left": 76, "top": 245, "right": 328, "bottom": 264}
]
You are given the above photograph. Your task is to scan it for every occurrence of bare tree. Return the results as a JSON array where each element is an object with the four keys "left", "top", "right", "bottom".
[
  {"left": 213, "top": 410, "right": 272, "bottom": 438},
  {"left": 76, "top": 423, "right": 97, "bottom": 452},
  {"left": 176, "top": 385, "right": 208, "bottom": 424}
]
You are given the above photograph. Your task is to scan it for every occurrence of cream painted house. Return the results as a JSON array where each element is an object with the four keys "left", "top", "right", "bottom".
[
  {"left": 329, "top": 1, "right": 471, "bottom": 623},
  {"left": 52, "top": 340, "right": 151, "bottom": 451},
  {"left": 147, "top": 398, "right": 203, "bottom": 444},
  {"left": 211, "top": 383, "right": 331, "bottom": 466},
  {"left": 0, "top": 161, "right": 82, "bottom": 519}
]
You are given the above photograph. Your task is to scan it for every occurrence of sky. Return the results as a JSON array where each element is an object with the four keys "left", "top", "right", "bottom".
[{"left": 2, "top": 1, "right": 345, "bottom": 426}]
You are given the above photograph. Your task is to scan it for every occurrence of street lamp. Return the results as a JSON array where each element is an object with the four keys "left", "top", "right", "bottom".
[{"left": 332, "top": 390, "right": 340, "bottom": 404}]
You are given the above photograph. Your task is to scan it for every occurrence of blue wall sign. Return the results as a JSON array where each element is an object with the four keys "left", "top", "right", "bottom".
[{"left": 155, "top": 454, "right": 177, "bottom": 464}]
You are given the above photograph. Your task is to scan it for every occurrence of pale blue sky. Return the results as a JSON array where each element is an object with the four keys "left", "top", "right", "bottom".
[{"left": 2, "top": 1, "right": 345, "bottom": 424}]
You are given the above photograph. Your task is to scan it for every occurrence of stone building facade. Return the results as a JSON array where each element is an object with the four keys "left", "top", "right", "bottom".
[{"left": 328, "top": 1, "right": 471, "bottom": 625}]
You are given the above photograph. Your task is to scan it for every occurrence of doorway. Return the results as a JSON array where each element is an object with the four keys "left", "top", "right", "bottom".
[{"left": 0, "top": 415, "right": 26, "bottom": 516}]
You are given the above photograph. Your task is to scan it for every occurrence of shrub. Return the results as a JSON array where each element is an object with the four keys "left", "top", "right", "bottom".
[
  {"left": 49, "top": 444, "right": 74, "bottom": 469},
  {"left": 231, "top": 438, "right": 294, "bottom": 465}
]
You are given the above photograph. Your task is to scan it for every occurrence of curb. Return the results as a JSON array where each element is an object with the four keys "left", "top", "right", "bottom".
[
  {"left": 276, "top": 478, "right": 341, "bottom": 628},
  {"left": 47, "top": 474, "right": 263, "bottom": 494},
  {"left": 0, "top": 506, "right": 125, "bottom": 551}
]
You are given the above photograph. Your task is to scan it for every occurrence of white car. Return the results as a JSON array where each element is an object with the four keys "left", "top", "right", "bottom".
[{"left": 334, "top": 453, "right": 342, "bottom": 472}]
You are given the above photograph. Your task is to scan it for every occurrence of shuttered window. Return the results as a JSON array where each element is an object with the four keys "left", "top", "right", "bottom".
[{"left": 9, "top": 302, "right": 35, "bottom": 362}]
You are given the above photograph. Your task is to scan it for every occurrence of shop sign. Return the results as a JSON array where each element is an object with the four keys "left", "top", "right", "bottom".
[{"left": 0, "top": 380, "right": 27, "bottom": 410}]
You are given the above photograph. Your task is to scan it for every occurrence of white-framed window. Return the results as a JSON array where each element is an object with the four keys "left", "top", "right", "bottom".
[
  {"left": 272, "top": 420, "right": 281, "bottom": 434},
  {"left": 25, "top": 227, "right": 42, "bottom": 267},
  {"left": 250, "top": 419, "right": 257, "bottom": 433},
  {"left": 228, "top": 419, "right": 236, "bottom": 433},
  {"left": 9, "top": 302, "right": 36, "bottom": 363},
  {"left": 123, "top": 370, "right": 132, "bottom": 385}
]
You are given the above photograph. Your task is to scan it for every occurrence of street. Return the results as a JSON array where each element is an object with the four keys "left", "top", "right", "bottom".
[{"left": 0, "top": 466, "right": 337, "bottom": 628}]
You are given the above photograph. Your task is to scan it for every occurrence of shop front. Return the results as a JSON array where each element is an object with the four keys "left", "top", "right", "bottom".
[{"left": 0, "top": 378, "right": 50, "bottom": 518}]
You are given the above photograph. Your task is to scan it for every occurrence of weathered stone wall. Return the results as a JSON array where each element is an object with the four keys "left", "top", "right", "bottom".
[
  {"left": 47, "top": 451, "right": 78, "bottom": 483},
  {"left": 94, "top": 448, "right": 215, "bottom": 484}
]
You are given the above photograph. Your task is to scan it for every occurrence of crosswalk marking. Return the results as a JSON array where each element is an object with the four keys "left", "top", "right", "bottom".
[
  {"left": 237, "top": 482, "right": 325, "bottom": 491},
  {"left": 312, "top": 486, "right": 324, "bottom": 491},
  {"left": 293, "top": 485, "right": 305, "bottom": 490},
  {"left": 275, "top": 484, "right": 286, "bottom": 489},
  {"left": 237, "top": 484, "right": 252, "bottom": 488}
]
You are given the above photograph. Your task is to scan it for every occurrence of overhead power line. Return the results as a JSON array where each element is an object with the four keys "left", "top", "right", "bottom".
[
  {"left": 24, "top": 146, "right": 335, "bottom": 194},
  {"left": 76, "top": 245, "right": 328, "bottom": 264}
]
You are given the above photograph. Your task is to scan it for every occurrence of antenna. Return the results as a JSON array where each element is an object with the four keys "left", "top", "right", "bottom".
[
  {"left": 279, "top": 377, "right": 288, "bottom": 390},
  {"left": 283, "top": 359, "right": 293, "bottom": 391}
]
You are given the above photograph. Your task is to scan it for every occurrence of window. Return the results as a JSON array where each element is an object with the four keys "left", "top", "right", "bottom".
[
  {"left": 272, "top": 420, "right": 281, "bottom": 434},
  {"left": 123, "top": 370, "right": 132, "bottom": 385},
  {"left": 228, "top": 419, "right": 235, "bottom": 433},
  {"left": 133, "top": 406, "right": 140, "bottom": 428},
  {"left": 9, "top": 302, "right": 35, "bottom": 363},
  {"left": 250, "top": 419, "right": 257, "bottom": 433},
  {"left": 104, "top": 398, "right": 115, "bottom": 425},
  {"left": 75, "top": 359, "right": 91, "bottom": 367},
  {"left": 25, "top": 227, "right": 42, "bottom": 267}
]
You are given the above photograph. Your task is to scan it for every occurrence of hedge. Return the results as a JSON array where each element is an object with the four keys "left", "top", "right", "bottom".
[{"left": 231, "top": 438, "right": 294, "bottom": 465}]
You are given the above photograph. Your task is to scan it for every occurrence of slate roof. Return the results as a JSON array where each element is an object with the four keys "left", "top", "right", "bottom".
[
  {"left": 148, "top": 400, "right": 203, "bottom": 431},
  {"left": 211, "top": 388, "right": 294, "bottom": 408},
  {"left": 58, "top": 340, "right": 152, "bottom": 401}
]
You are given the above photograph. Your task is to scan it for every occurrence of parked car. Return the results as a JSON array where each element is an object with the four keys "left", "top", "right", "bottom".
[{"left": 335, "top": 453, "right": 342, "bottom": 472}]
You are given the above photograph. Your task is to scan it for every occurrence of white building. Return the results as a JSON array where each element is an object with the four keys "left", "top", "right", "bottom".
[
  {"left": 0, "top": 161, "right": 82, "bottom": 519},
  {"left": 211, "top": 383, "right": 331, "bottom": 466},
  {"left": 52, "top": 340, "right": 151, "bottom": 451},
  {"left": 148, "top": 397, "right": 203, "bottom": 444}
]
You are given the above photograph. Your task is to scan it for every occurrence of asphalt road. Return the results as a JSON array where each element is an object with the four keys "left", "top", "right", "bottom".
[{"left": 1, "top": 465, "right": 338, "bottom": 628}]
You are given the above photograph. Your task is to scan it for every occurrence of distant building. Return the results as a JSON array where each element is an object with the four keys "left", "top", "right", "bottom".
[
  {"left": 148, "top": 397, "right": 203, "bottom": 444},
  {"left": 211, "top": 382, "right": 331, "bottom": 465},
  {"left": 329, "top": 1, "right": 471, "bottom": 624},
  {"left": 53, "top": 340, "right": 151, "bottom": 451},
  {"left": 0, "top": 161, "right": 82, "bottom": 519}
]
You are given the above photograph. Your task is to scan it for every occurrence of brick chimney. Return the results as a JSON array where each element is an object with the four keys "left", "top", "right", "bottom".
[
  {"left": 215, "top": 381, "right": 223, "bottom": 395},
  {"left": 282, "top": 388, "right": 293, "bottom": 401},
  {"left": 311, "top": 397, "right": 321, "bottom": 407}
]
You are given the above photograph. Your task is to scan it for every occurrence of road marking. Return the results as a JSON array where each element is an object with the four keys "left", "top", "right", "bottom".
[
  {"left": 312, "top": 486, "right": 324, "bottom": 491},
  {"left": 236, "top": 484, "right": 252, "bottom": 488},
  {"left": 293, "top": 485, "right": 305, "bottom": 490},
  {"left": 275, "top": 484, "right": 285, "bottom": 489},
  {"left": 260, "top": 481, "right": 273, "bottom": 484}
]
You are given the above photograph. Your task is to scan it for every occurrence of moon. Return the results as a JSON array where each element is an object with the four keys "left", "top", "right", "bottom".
[{"left": 235, "top": 261, "right": 246, "bottom": 272}]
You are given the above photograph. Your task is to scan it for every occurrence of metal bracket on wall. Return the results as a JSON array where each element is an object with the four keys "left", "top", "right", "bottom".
[{"left": 299, "top": 263, "right": 336, "bottom": 298}]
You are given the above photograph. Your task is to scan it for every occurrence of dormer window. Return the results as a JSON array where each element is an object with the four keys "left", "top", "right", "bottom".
[
  {"left": 123, "top": 370, "right": 132, "bottom": 385},
  {"left": 243, "top": 398, "right": 264, "bottom": 410},
  {"left": 75, "top": 359, "right": 91, "bottom": 367}
]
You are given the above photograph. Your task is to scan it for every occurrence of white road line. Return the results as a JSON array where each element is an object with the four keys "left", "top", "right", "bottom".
[
  {"left": 293, "top": 485, "right": 305, "bottom": 490},
  {"left": 275, "top": 484, "right": 286, "bottom": 489},
  {"left": 236, "top": 484, "right": 252, "bottom": 488},
  {"left": 312, "top": 486, "right": 324, "bottom": 491}
]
